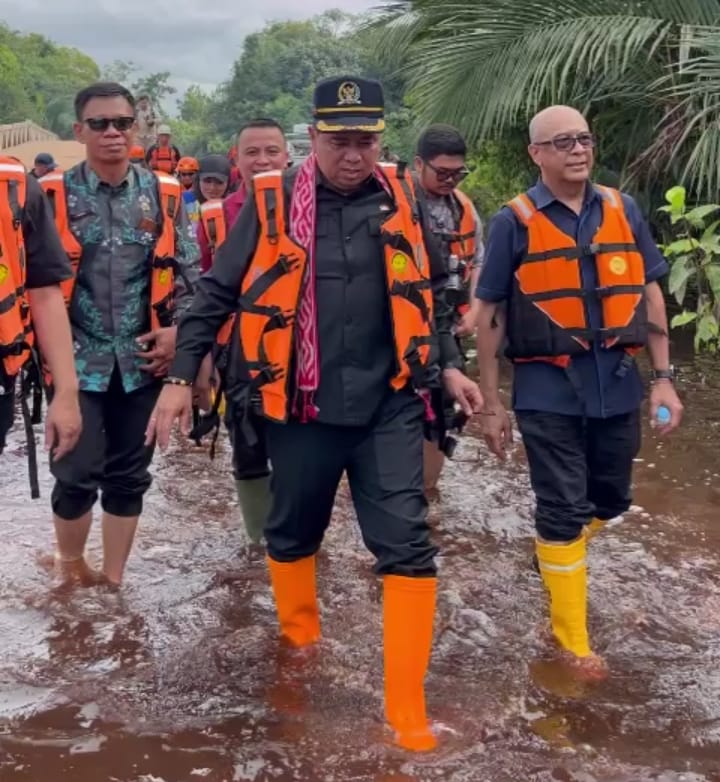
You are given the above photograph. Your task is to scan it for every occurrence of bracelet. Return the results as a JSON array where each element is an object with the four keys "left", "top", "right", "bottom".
[{"left": 163, "top": 376, "right": 191, "bottom": 387}]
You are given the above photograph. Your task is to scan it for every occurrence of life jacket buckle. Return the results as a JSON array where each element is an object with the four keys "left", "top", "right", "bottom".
[{"left": 278, "top": 254, "right": 300, "bottom": 275}]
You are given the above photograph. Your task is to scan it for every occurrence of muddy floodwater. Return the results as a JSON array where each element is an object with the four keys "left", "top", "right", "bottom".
[{"left": 1, "top": 350, "right": 719, "bottom": 782}]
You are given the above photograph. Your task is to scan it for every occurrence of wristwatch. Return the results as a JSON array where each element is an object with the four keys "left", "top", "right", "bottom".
[{"left": 650, "top": 366, "right": 675, "bottom": 382}]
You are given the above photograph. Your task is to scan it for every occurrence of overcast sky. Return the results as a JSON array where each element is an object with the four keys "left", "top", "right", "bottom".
[{"left": 0, "top": 0, "right": 378, "bottom": 97}]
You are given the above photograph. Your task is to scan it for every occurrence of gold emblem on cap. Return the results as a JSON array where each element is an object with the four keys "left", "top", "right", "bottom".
[
  {"left": 609, "top": 255, "right": 627, "bottom": 275},
  {"left": 337, "top": 81, "right": 361, "bottom": 106}
]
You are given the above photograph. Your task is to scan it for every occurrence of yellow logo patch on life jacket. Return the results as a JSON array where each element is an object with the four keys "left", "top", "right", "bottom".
[
  {"left": 0, "top": 265, "right": 8, "bottom": 284},
  {"left": 158, "top": 269, "right": 170, "bottom": 285},
  {"left": 609, "top": 255, "right": 628, "bottom": 275},
  {"left": 391, "top": 252, "right": 408, "bottom": 273}
]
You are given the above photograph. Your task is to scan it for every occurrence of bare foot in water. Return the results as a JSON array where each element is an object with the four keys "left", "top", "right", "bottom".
[{"left": 43, "top": 554, "right": 106, "bottom": 591}]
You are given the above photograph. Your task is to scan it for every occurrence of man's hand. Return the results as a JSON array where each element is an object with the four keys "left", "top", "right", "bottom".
[
  {"left": 455, "top": 309, "right": 478, "bottom": 338},
  {"left": 442, "top": 368, "right": 484, "bottom": 417},
  {"left": 193, "top": 353, "right": 214, "bottom": 412},
  {"left": 145, "top": 384, "right": 193, "bottom": 449},
  {"left": 649, "top": 380, "right": 683, "bottom": 435},
  {"left": 481, "top": 399, "right": 513, "bottom": 461},
  {"left": 45, "top": 389, "right": 82, "bottom": 461},
  {"left": 137, "top": 326, "right": 178, "bottom": 377}
]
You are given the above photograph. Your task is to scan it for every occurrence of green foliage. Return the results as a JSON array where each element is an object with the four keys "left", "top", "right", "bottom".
[
  {"left": 0, "top": 23, "right": 100, "bottom": 137},
  {"left": 376, "top": 0, "right": 720, "bottom": 202},
  {"left": 659, "top": 185, "right": 720, "bottom": 352},
  {"left": 462, "top": 135, "right": 535, "bottom": 218}
]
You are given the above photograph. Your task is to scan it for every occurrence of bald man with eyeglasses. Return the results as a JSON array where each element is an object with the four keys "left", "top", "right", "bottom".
[{"left": 473, "top": 105, "right": 683, "bottom": 680}]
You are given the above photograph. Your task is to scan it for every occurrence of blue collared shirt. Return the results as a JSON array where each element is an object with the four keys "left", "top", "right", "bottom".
[{"left": 476, "top": 180, "right": 668, "bottom": 418}]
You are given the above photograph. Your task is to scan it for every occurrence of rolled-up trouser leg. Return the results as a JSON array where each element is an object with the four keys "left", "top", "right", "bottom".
[
  {"left": 50, "top": 388, "right": 106, "bottom": 520},
  {"left": 100, "top": 375, "right": 161, "bottom": 518}
]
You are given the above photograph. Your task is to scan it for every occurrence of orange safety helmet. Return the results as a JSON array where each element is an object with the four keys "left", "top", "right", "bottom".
[
  {"left": 177, "top": 156, "right": 200, "bottom": 174},
  {"left": 129, "top": 145, "right": 146, "bottom": 161}
]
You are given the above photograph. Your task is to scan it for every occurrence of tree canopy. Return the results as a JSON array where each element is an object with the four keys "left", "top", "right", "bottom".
[{"left": 0, "top": 23, "right": 100, "bottom": 137}]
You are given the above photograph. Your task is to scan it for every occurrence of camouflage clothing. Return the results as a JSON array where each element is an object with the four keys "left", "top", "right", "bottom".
[{"left": 64, "top": 162, "right": 199, "bottom": 393}]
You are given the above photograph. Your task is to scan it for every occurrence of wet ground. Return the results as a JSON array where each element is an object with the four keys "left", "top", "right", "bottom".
[{"left": 1, "top": 352, "right": 718, "bottom": 782}]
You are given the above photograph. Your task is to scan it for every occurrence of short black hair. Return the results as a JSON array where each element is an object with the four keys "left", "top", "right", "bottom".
[
  {"left": 236, "top": 118, "right": 286, "bottom": 141},
  {"left": 74, "top": 82, "right": 135, "bottom": 120},
  {"left": 416, "top": 124, "right": 467, "bottom": 161}
]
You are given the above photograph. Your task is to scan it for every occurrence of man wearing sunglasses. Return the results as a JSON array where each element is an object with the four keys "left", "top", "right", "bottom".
[
  {"left": 40, "top": 81, "right": 199, "bottom": 589},
  {"left": 414, "top": 124, "right": 485, "bottom": 494},
  {"left": 474, "top": 105, "right": 683, "bottom": 680}
]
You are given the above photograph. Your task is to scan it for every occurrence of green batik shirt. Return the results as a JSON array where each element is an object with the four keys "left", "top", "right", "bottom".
[{"left": 63, "top": 162, "right": 199, "bottom": 393}]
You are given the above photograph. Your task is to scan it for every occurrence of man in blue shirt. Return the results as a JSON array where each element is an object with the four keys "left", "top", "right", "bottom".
[{"left": 475, "top": 105, "right": 683, "bottom": 679}]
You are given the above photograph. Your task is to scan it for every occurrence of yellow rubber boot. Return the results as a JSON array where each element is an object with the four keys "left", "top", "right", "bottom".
[
  {"left": 584, "top": 517, "right": 607, "bottom": 542},
  {"left": 535, "top": 537, "right": 591, "bottom": 659},
  {"left": 267, "top": 555, "right": 320, "bottom": 647},
  {"left": 383, "top": 575, "right": 438, "bottom": 752}
]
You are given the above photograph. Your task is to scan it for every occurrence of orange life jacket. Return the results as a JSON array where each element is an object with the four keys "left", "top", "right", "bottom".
[
  {"left": 149, "top": 145, "right": 177, "bottom": 174},
  {"left": 235, "top": 163, "right": 434, "bottom": 423},
  {"left": 40, "top": 170, "right": 182, "bottom": 331},
  {"left": 505, "top": 185, "right": 647, "bottom": 367},
  {"left": 200, "top": 199, "right": 234, "bottom": 347},
  {"left": 0, "top": 157, "right": 32, "bottom": 380}
]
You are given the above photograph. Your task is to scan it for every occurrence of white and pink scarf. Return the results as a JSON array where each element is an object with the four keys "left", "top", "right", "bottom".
[{"left": 289, "top": 154, "right": 391, "bottom": 421}]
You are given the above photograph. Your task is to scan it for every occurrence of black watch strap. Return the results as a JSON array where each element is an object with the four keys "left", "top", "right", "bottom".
[{"left": 650, "top": 367, "right": 675, "bottom": 381}]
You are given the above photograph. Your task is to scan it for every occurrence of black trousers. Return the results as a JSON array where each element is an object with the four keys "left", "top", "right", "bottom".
[
  {"left": 224, "top": 403, "right": 270, "bottom": 481},
  {"left": 264, "top": 391, "right": 437, "bottom": 576},
  {"left": 50, "top": 368, "right": 161, "bottom": 519},
  {"left": 0, "top": 385, "right": 14, "bottom": 454},
  {"left": 516, "top": 410, "right": 642, "bottom": 542}
]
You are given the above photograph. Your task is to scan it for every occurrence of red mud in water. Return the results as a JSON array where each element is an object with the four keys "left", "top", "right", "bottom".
[{"left": 0, "top": 352, "right": 718, "bottom": 782}]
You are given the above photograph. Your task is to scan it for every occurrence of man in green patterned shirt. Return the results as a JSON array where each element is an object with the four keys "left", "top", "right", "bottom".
[{"left": 40, "top": 82, "right": 199, "bottom": 588}]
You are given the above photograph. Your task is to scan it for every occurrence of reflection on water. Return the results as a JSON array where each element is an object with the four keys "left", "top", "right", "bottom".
[{"left": 0, "top": 348, "right": 718, "bottom": 781}]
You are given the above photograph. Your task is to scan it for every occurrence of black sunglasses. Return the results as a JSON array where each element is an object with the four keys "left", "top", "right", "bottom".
[
  {"left": 534, "top": 132, "right": 596, "bottom": 152},
  {"left": 83, "top": 116, "right": 135, "bottom": 132},
  {"left": 426, "top": 160, "right": 470, "bottom": 183}
]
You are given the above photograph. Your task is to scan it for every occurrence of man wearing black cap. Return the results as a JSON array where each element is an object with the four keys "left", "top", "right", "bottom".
[
  {"left": 148, "top": 75, "right": 483, "bottom": 751},
  {"left": 31, "top": 153, "right": 58, "bottom": 179}
]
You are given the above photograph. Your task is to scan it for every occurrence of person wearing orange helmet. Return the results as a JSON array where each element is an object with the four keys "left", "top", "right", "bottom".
[
  {"left": 177, "top": 156, "right": 200, "bottom": 225},
  {"left": 129, "top": 145, "right": 147, "bottom": 167}
]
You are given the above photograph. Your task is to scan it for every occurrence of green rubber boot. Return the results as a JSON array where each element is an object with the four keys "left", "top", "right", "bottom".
[{"left": 235, "top": 476, "right": 272, "bottom": 544}]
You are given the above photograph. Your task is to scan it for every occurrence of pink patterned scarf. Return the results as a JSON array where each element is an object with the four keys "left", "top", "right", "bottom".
[{"left": 289, "top": 154, "right": 391, "bottom": 421}]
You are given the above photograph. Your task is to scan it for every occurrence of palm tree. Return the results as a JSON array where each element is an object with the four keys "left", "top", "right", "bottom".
[{"left": 376, "top": 0, "right": 720, "bottom": 199}]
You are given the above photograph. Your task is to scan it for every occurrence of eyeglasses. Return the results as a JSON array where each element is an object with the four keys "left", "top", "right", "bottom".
[
  {"left": 426, "top": 160, "right": 470, "bottom": 183},
  {"left": 534, "top": 133, "right": 596, "bottom": 151},
  {"left": 83, "top": 116, "right": 135, "bottom": 132}
]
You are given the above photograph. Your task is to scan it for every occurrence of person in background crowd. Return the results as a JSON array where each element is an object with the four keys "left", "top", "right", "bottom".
[
  {"left": 194, "top": 119, "right": 289, "bottom": 546},
  {"left": 474, "top": 104, "right": 683, "bottom": 680},
  {"left": 146, "top": 125, "right": 181, "bottom": 174},
  {"left": 40, "top": 81, "right": 199, "bottom": 588},
  {"left": 414, "top": 124, "right": 484, "bottom": 494},
  {"left": 129, "top": 145, "right": 149, "bottom": 168},
  {"left": 177, "top": 156, "right": 200, "bottom": 225},
  {"left": 194, "top": 154, "right": 231, "bottom": 206},
  {"left": 135, "top": 95, "right": 158, "bottom": 150},
  {"left": 31, "top": 153, "right": 59, "bottom": 179},
  {"left": 147, "top": 75, "right": 483, "bottom": 752}
]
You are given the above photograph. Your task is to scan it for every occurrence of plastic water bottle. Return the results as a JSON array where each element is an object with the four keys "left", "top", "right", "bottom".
[{"left": 656, "top": 405, "right": 671, "bottom": 425}]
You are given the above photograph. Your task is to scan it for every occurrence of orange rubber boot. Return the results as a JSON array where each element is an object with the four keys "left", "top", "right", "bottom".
[
  {"left": 383, "top": 575, "right": 438, "bottom": 752},
  {"left": 267, "top": 555, "right": 321, "bottom": 647}
]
